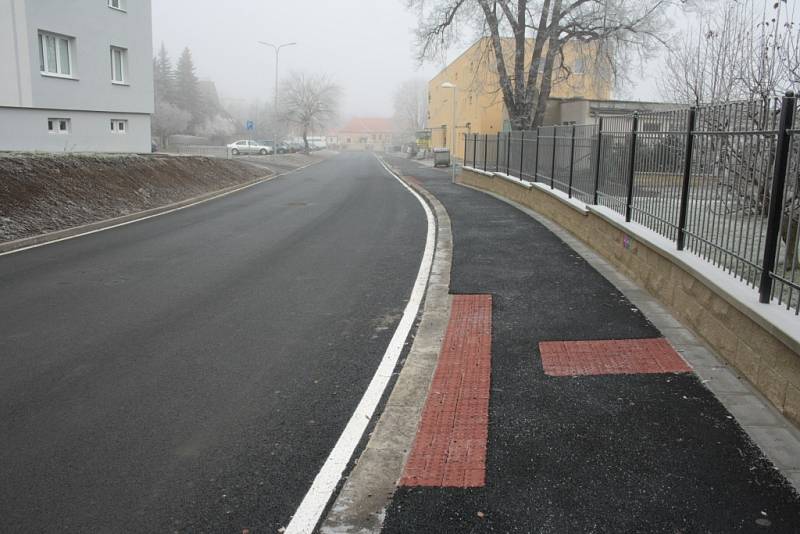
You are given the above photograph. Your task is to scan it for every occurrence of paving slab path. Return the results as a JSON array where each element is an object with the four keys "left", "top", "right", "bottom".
[{"left": 381, "top": 156, "right": 800, "bottom": 534}]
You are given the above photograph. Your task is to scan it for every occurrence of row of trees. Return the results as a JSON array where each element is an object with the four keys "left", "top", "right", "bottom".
[
  {"left": 151, "top": 44, "right": 235, "bottom": 146},
  {"left": 151, "top": 43, "right": 341, "bottom": 152}
]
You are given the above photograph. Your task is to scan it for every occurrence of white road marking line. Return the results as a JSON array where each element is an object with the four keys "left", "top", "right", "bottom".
[
  {"left": 284, "top": 156, "right": 436, "bottom": 534},
  {"left": 0, "top": 161, "right": 319, "bottom": 258}
]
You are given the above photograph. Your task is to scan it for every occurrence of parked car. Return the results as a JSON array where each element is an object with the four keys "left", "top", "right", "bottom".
[
  {"left": 256, "top": 141, "right": 292, "bottom": 155},
  {"left": 227, "top": 140, "right": 273, "bottom": 155}
]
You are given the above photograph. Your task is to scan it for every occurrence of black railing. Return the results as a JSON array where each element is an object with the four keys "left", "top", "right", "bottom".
[{"left": 463, "top": 93, "right": 800, "bottom": 315}]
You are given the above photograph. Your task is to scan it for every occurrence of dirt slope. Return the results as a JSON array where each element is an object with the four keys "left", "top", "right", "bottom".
[{"left": 0, "top": 153, "right": 269, "bottom": 243}]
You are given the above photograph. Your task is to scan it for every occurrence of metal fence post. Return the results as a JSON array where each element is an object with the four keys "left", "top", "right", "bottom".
[
  {"left": 676, "top": 107, "right": 697, "bottom": 250},
  {"left": 550, "top": 127, "right": 557, "bottom": 189},
  {"left": 567, "top": 125, "right": 576, "bottom": 198},
  {"left": 592, "top": 117, "right": 603, "bottom": 204},
  {"left": 534, "top": 128, "right": 540, "bottom": 183},
  {"left": 506, "top": 132, "right": 511, "bottom": 175},
  {"left": 759, "top": 91, "right": 796, "bottom": 303},
  {"left": 472, "top": 133, "right": 477, "bottom": 168},
  {"left": 496, "top": 131, "right": 501, "bottom": 172},
  {"left": 483, "top": 133, "right": 488, "bottom": 172},
  {"left": 624, "top": 113, "right": 639, "bottom": 222},
  {"left": 519, "top": 130, "right": 525, "bottom": 179},
  {"left": 464, "top": 133, "right": 468, "bottom": 167}
]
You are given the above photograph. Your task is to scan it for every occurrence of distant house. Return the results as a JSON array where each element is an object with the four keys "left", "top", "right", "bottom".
[
  {"left": 336, "top": 118, "right": 395, "bottom": 151},
  {"left": 0, "top": 0, "right": 154, "bottom": 153}
]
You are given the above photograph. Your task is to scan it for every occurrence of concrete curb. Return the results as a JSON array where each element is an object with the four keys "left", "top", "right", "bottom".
[
  {"left": 319, "top": 160, "right": 454, "bottom": 533},
  {"left": 0, "top": 159, "right": 322, "bottom": 256}
]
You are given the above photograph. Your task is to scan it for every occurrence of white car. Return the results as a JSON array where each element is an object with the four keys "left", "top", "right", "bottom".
[{"left": 227, "top": 140, "right": 273, "bottom": 156}]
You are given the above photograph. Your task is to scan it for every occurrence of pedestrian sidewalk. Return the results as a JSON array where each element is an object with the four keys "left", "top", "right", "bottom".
[{"left": 379, "top": 155, "right": 800, "bottom": 533}]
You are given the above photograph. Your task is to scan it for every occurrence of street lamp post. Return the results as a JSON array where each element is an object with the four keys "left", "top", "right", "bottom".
[
  {"left": 258, "top": 41, "right": 296, "bottom": 156},
  {"left": 441, "top": 82, "right": 457, "bottom": 183}
]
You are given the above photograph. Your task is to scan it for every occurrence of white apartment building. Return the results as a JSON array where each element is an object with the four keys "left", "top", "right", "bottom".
[{"left": 0, "top": 0, "right": 153, "bottom": 152}]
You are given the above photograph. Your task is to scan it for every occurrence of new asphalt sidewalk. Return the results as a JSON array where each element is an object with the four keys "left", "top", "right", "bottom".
[{"left": 380, "top": 156, "right": 800, "bottom": 533}]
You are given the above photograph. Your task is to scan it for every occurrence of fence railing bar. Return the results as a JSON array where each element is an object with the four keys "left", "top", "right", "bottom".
[
  {"left": 677, "top": 107, "right": 696, "bottom": 250},
  {"left": 624, "top": 113, "right": 639, "bottom": 222},
  {"left": 759, "top": 92, "right": 796, "bottom": 302}
]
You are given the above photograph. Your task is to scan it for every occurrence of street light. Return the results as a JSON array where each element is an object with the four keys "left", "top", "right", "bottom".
[
  {"left": 258, "top": 41, "right": 296, "bottom": 155},
  {"left": 441, "top": 81, "right": 457, "bottom": 183}
]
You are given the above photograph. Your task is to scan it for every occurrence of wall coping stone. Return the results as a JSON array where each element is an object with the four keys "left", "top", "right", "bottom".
[{"left": 530, "top": 182, "right": 590, "bottom": 215}]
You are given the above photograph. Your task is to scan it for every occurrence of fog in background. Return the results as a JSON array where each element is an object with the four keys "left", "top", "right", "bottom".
[{"left": 151, "top": 0, "right": 665, "bottom": 121}]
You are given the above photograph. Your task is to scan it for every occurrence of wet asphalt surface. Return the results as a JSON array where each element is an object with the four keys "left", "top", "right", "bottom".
[
  {"left": 382, "top": 157, "right": 800, "bottom": 533},
  {"left": 0, "top": 152, "right": 426, "bottom": 533}
]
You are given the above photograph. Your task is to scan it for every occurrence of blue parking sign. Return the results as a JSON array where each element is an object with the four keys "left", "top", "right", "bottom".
[{"left": 246, "top": 120, "right": 255, "bottom": 131}]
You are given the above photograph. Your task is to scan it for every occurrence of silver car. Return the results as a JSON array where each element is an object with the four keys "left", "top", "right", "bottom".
[{"left": 227, "top": 140, "right": 273, "bottom": 156}]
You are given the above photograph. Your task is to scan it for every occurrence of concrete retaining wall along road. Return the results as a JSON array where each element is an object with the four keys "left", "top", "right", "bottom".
[{"left": 460, "top": 167, "right": 800, "bottom": 429}]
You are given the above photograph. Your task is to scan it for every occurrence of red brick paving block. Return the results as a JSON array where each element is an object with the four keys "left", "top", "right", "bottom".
[
  {"left": 539, "top": 337, "right": 691, "bottom": 376},
  {"left": 399, "top": 294, "right": 492, "bottom": 488}
]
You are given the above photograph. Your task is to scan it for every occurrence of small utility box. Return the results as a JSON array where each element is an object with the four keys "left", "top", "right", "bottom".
[{"left": 433, "top": 147, "right": 451, "bottom": 167}]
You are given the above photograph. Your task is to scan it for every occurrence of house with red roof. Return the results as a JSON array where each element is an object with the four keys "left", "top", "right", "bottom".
[{"left": 333, "top": 117, "right": 396, "bottom": 151}]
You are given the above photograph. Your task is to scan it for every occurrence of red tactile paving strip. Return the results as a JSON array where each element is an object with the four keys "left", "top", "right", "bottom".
[
  {"left": 399, "top": 294, "right": 492, "bottom": 488},
  {"left": 539, "top": 338, "right": 691, "bottom": 376}
]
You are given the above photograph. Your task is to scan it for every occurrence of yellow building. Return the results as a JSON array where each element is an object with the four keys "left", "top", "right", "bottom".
[{"left": 428, "top": 38, "right": 612, "bottom": 159}]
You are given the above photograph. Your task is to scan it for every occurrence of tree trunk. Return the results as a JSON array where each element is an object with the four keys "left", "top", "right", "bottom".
[
  {"left": 780, "top": 209, "right": 800, "bottom": 269},
  {"left": 532, "top": 0, "right": 562, "bottom": 127},
  {"left": 302, "top": 127, "right": 309, "bottom": 154}
]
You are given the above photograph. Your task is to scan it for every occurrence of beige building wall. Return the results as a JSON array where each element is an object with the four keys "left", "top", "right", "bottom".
[{"left": 429, "top": 38, "right": 612, "bottom": 159}]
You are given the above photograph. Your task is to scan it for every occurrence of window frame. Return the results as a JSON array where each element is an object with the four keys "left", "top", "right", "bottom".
[
  {"left": 108, "top": 0, "right": 126, "bottom": 11},
  {"left": 110, "top": 46, "right": 128, "bottom": 84},
  {"left": 110, "top": 119, "right": 128, "bottom": 134},
  {"left": 39, "top": 31, "right": 75, "bottom": 78},
  {"left": 47, "top": 118, "right": 71, "bottom": 135}
]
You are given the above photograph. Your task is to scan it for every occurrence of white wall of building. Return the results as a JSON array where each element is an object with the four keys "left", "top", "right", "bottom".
[
  {"left": 0, "top": 108, "right": 151, "bottom": 153},
  {"left": 0, "top": 0, "right": 153, "bottom": 153}
]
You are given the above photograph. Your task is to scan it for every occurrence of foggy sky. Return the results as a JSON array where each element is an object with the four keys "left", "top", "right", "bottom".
[
  {"left": 151, "top": 0, "right": 661, "bottom": 120},
  {"left": 151, "top": 0, "right": 443, "bottom": 118}
]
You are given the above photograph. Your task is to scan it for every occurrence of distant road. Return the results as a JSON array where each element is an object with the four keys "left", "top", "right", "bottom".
[{"left": 0, "top": 152, "right": 427, "bottom": 532}]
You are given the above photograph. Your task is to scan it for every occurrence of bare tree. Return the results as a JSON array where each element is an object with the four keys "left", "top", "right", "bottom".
[
  {"left": 393, "top": 78, "right": 428, "bottom": 142},
  {"left": 661, "top": 0, "right": 800, "bottom": 268},
  {"left": 151, "top": 98, "right": 191, "bottom": 148},
  {"left": 661, "top": 0, "right": 797, "bottom": 105},
  {"left": 406, "top": 0, "right": 671, "bottom": 129},
  {"left": 279, "top": 72, "right": 341, "bottom": 153}
]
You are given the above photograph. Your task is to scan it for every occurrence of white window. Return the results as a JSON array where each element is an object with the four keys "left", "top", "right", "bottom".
[
  {"left": 39, "top": 31, "right": 74, "bottom": 77},
  {"left": 110, "top": 47, "right": 127, "bottom": 83},
  {"left": 108, "top": 0, "right": 126, "bottom": 10},
  {"left": 574, "top": 58, "right": 586, "bottom": 74},
  {"left": 110, "top": 119, "right": 128, "bottom": 133},
  {"left": 48, "top": 118, "right": 70, "bottom": 134}
]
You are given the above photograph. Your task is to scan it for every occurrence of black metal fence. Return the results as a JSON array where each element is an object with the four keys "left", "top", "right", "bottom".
[{"left": 464, "top": 92, "right": 800, "bottom": 315}]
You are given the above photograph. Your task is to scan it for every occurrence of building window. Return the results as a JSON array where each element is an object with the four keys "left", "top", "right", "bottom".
[
  {"left": 110, "top": 119, "right": 128, "bottom": 133},
  {"left": 48, "top": 118, "right": 70, "bottom": 134},
  {"left": 574, "top": 58, "right": 585, "bottom": 74},
  {"left": 39, "top": 32, "right": 74, "bottom": 77},
  {"left": 108, "top": 0, "right": 126, "bottom": 10},
  {"left": 110, "top": 47, "right": 127, "bottom": 83}
]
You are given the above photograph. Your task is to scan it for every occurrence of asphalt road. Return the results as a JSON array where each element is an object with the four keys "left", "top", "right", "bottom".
[{"left": 0, "top": 152, "right": 427, "bottom": 533}]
